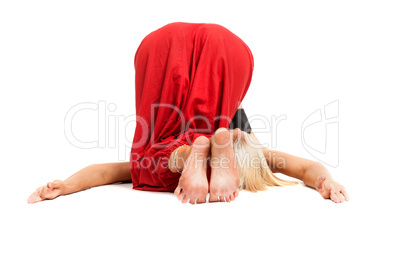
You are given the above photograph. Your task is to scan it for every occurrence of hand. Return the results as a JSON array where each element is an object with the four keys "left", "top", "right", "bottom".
[
  {"left": 315, "top": 176, "right": 349, "bottom": 203},
  {"left": 27, "top": 180, "right": 65, "bottom": 204}
]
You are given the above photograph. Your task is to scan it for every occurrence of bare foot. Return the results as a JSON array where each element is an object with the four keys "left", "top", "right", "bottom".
[
  {"left": 174, "top": 136, "right": 210, "bottom": 204},
  {"left": 209, "top": 128, "right": 240, "bottom": 202},
  {"left": 27, "top": 180, "right": 65, "bottom": 204}
]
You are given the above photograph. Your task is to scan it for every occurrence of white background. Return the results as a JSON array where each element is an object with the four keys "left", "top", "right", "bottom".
[{"left": 1, "top": 0, "right": 401, "bottom": 267}]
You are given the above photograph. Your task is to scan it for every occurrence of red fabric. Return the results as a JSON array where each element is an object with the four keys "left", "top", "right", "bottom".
[{"left": 130, "top": 22, "right": 254, "bottom": 192}]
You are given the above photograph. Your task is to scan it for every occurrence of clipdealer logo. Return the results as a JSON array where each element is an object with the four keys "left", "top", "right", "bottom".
[{"left": 301, "top": 100, "right": 339, "bottom": 168}]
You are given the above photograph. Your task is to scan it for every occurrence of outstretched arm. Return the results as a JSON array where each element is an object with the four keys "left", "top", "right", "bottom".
[
  {"left": 27, "top": 162, "right": 131, "bottom": 204},
  {"left": 251, "top": 133, "right": 349, "bottom": 203},
  {"left": 264, "top": 147, "right": 348, "bottom": 203}
]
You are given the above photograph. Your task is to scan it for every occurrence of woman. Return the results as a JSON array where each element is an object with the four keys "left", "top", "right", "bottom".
[{"left": 27, "top": 23, "right": 349, "bottom": 205}]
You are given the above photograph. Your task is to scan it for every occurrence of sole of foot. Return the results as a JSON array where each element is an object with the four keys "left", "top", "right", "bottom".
[
  {"left": 174, "top": 136, "right": 210, "bottom": 205},
  {"left": 209, "top": 128, "right": 240, "bottom": 203}
]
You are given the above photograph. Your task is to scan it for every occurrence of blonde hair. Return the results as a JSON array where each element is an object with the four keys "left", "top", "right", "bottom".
[{"left": 233, "top": 133, "right": 298, "bottom": 192}]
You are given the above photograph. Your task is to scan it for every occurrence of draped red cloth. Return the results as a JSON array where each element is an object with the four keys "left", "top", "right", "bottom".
[{"left": 130, "top": 22, "right": 254, "bottom": 191}]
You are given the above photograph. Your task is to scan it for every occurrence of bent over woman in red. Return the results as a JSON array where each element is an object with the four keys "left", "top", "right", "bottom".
[{"left": 130, "top": 22, "right": 254, "bottom": 195}]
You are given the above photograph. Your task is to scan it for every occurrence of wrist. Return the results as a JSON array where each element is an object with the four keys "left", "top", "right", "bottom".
[{"left": 61, "top": 181, "right": 77, "bottom": 196}]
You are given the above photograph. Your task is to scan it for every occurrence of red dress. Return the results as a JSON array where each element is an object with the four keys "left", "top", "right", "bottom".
[{"left": 130, "top": 22, "right": 254, "bottom": 192}]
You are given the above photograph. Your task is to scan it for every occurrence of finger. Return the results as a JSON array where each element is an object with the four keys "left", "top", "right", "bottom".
[
  {"left": 330, "top": 191, "right": 340, "bottom": 203},
  {"left": 219, "top": 196, "right": 226, "bottom": 202},
  {"left": 28, "top": 186, "right": 45, "bottom": 204},
  {"left": 49, "top": 180, "right": 62, "bottom": 190},
  {"left": 336, "top": 192, "right": 344, "bottom": 203},
  {"left": 27, "top": 191, "right": 41, "bottom": 204},
  {"left": 340, "top": 188, "right": 349, "bottom": 201},
  {"left": 181, "top": 194, "right": 190, "bottom": 204},
  {"left": 39, "top": 185, "right": 47, "bottom": 199},
  {"left": 227, "top": 194, "right": 234, "bottom": 202}
]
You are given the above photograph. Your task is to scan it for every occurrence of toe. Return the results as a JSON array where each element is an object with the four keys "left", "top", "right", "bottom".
[
  {"left": 189, "top": 197, "right": 197, "bottom": 205},
  {"left": 181, "top": 194, "right": 190, "bottom": 204},
  {"left": 193, "top": 135, "right": 211, "bottom": 148},
  {"left": 212, "top": 128, "right": 231, "bottom": 147},
  {"left": 209, "top": 195, "right": 219, "bottom": 202},
  {"left": 177, "top": 191, "right": 185, "bottom": 201},
  {"left": 174, "top": 186, "right": 182, "bottom": 197},
  {"left": 234, "top": 189, "right": 239, "bottom": 198},
  {"left": 197, "top": 196, "right": 207, "bottom": 204},
  {"left": 214, "top": 127, "right": 229, "bottom": 135}
]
